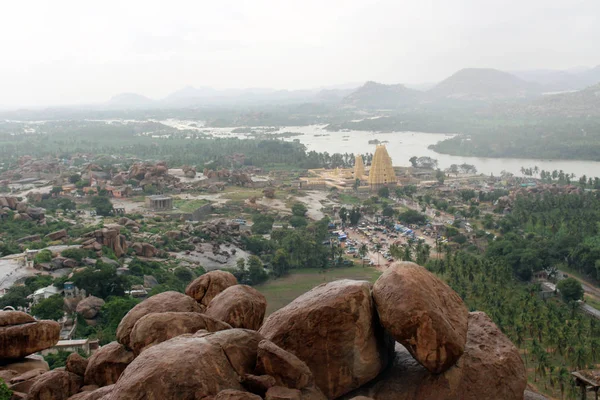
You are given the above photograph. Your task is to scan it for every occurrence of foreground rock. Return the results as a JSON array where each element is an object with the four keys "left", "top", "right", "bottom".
[
  {"left": 0, "top": 355, "right": 49, "bottom": 375},
  {"left": 255, "top": 340, "right": 313, "bottom": 390},
  {"left": 84, "top": 342, "right": 134, "bottom": 387},
  {"left": 109, "top": 329, "right": 262, "bottom": 399},
  {"left": 129, "top": 312, "right": 232, "bottom": 355},
  {"left": 116, "top": 291, "right": 203, "bottom": 349},
  {"left": 206, "top": 285, "right": 267, "bottom": 330},
  {"left": 260, "top": 280, "right": 393, "bottom": 399},
  {"left": 66, "top": 384, "right": 114, "bottom": 400},
  {"left": 76, "top": 296, "right": 105, "bottom": 320},
  {"left": 66, "top": 353, "right": 89, "bottom": 377},
  {"left": 0, "top": 317, "right": 60, "bottom": 359},
  {"left": 28, "top": 369, "right": 82, "bottom": 400},
  {"left": 186, "top": 270, "right": 238, "bottom": 306},
  {"left": 342, "top": 312, "right": 526, "bottom": 400},
  {"left": 372, "top": 262, "right": 468, "bottom": 373}
]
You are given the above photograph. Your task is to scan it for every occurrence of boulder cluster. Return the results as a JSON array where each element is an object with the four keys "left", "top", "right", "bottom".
[
  {"left": 0, "top": 262, "right": 527, "bottom": 400},
  {"left": 0, "top": 196, "right": 46, "bottom": 223},
  {"left": 0, "top": 311, "right": 61, "bottom": 398}
]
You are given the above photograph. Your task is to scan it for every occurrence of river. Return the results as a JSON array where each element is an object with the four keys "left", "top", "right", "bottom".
[{"left": 197, "top": 124, "right": 600, "bottom": 178}]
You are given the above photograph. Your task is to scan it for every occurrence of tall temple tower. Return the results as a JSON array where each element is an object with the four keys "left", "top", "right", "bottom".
[
  {"left": 354, "top": 155, "right": 365, "bottom": 180},
  {"left": 367, "top": 145, "right": 396, "bottom": 188}
]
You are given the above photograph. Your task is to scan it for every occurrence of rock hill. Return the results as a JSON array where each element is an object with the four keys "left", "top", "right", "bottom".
[{"left": 0, "top": 262, "right": 528, "bottom": 400}]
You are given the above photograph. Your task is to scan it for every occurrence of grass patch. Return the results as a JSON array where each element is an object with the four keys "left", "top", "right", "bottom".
[
  {"left": 584, "top": 294, "right": 600, "bottom": 310},
  {"left": 222, "top": 188, "right": 265, "bottom": 201},
  {"left": 338, "top": 193, "right": 362, "bottom": 205},
  {"left": 256, "top": 266, "right": 381, "bottom": 315},
  {"left": 173, "top": 198, "right": 210, "bottom": 213}
]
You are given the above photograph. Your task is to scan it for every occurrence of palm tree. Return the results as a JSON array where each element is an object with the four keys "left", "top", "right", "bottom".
[
  {"left": 358, "top": 244, "right": 368, "bottom": 268},
  {"left": 557, "top": 367, "right": 569, "bottom": 399}
]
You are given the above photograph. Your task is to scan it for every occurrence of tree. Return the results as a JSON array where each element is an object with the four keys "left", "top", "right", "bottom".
[
  {"left": 339, "top": 207, "right": 348, "bottom": 226},
  {"left": 358, "top": 244, "right": 368, "bottom": 267},
  {"left": 398, "top": 209, "right": 426, "bottom": 225},
  {"left": 90, "top": 196, "right": 113, "bottom": 216},
  {"left": 291, "top": 202, "right": 308, "bottom": 217},
  {"left": 377, "top": 186, "right": 390, "bottom": 198},
  {"left": 272, "top": 249, "right": 290, "bottom": 277},
  {"left": 71, "top": 264, "right": 128, "bottom": 299},
  {"left": 247, "top": 255, "right": 268, "bottom": 285},
  {"left": 556, "top": 278, "right": 584, "bottom": 302},
  {"left": 31, "top": 294, "right": 65, "bottom": 321},
  {"left": 352, "top": 179, "right": 360, "bottom": 191},
  {"left": 349, "top": 207, "right": 361, "bottom": 225},
  {"left": 69, "top": 174, "right": 81, "bottom": 184},
  {"left": 382, "top": 206, "right": 395, "bottom": 218},
  {"left": 409, "top": 156, "right": 418, "bottom": 168},
  {"left": 289, "top": 215, "right": 308, "bottom": 228},
  {"left": 252, "top": 214, "right": 274, "bottom": 234},
  {"left": 34, "top": 249, "right": 53, "bottom": 264},
  {"left": 435, "top": 169, "right": 445, "bottom": 184}
]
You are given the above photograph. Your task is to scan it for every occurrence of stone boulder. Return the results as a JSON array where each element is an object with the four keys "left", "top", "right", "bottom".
[
  {"left": 108, "top": 329, "right": 262, "bottom": 400},
  {"left": 342, "top": 312, "right": 526, "bottom": 400},
  {"left": 66, "top": 353, "right": 89, "bottom": 377},
  {"left": 0, "top": 317, "right": 60, "bottom": 359},
  {"left": 0, "top": 311, "right": 34, "bottom": 327},
  {"left": 76, "top": 296, "right": 105, "bottom": 320},
  {"left": 265, "top": 386, "right": 302, "bottom": 400},
  {"left": 129, "top": 312, "right": 232, "bottom": 355},
  {"left": 131, "top": 242, "right": 159, "bottom": 258},
  {"left": 28, "top": 369, "right": 82, "bottom": 400},
  {"left": 259, "top": 280, "right": 393, "bottom": 399},
  {"left": 255, "top": 340, "right": 313, "bottom": 390},
  {"left": 372, "top": 262, "right": 468, "bottom": 373},
  {"left": 116, "top": 291, "right": 203, "bottom": 349},
  {"left": 83, "top": 342, "right": 134, "bottom": 387},
  {"left": 241, "top": 374, "right": 277, "bottom": 397},
  {"left": 7, "top": 368, "right": 46, "bottom": 394},
  {"left": 46, "top": 229, "right": 68, "bottom": 241},
  {"left": 206, "top": 285, "right": 267, "bottom": 330},
  {"left": 186, "top": 270, "right": 238, "bottom": 307}
]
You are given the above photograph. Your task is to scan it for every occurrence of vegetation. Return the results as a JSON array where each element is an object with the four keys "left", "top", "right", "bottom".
[
  {"left": 556, "top": 278, "right": 584, "bottom": 302},
  {"left": 0, "top": 379, "right": 11, "bottom": 400},
  {"left": 31, "top": 295, "right": 65, "bottom": 321}
]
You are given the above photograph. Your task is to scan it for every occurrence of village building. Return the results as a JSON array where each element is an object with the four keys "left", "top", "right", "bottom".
[{"left": 145, "top": 195, "right": 173, "bottom": 211}]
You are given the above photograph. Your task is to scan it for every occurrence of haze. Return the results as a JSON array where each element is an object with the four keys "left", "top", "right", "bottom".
[{"left": 1, "top": 0, "right": 599, "bottom": 107}]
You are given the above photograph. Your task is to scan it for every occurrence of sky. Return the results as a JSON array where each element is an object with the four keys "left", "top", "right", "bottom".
[{"left": 0, "top": 0, "right": 598, "bottom": 107}]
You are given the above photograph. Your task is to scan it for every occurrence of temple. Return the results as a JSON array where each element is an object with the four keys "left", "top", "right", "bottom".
[
  {"left": 354, "top": 155, "right": 365, "bottom": 180},
  {"left": 367, "top": 145, "right": 396, "bottom": 189}
]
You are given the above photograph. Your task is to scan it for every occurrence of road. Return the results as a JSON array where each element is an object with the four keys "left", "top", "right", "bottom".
[{"left": 581, "top": 303, "right": 600, "bottom": 320}]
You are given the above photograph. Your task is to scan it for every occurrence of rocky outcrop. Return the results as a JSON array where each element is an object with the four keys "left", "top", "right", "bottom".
[
  {"left": 259, "top": 280, "right": 393, "bottom": 399},
  {"left": 46, "top": 229, "right": 68, "bottom": 241},
  {"left": 108, "top": 329, "right": 262, "bottom": 400},
  {"left": 129, "top": 312, "right": 232, "bottom": 355},
  {"left": 0, "top": 313, "right": 60, "bottom": 359},
  {"left": 82, "top": 226, "right": 128, "bottom": 258},
  {"left": 130, "top": 242, "right": 159, "bottom": 258},
  {"left": 28, "top": 369, "right": 82, "bottom": 400},
  {"left": 6, "top": 368, "right": 46, "bottom": 394},
  {"left": 116, "top": 291, "right": 203, "bottom": 349},
  {"left": 75, "top": 296, "right": 105, "bottom": 320},
  {"left": 342, "top": 312, "right": 526, "bottom": 400},
  {"left": 206, "top": 285, "right": 267, "bottom": 330},
  {"left": 185, "top": 270, "right": 238, "bottom": 307},
  {"left": 66, "top": 384, "right": 114, "bottom": 400},
  {"left": 83, "top": 341, "right": 134, "bottom": 387},
  {"left": 373, "top": 262, "right": 468, "bottom": 374},
  {"left": 215, "top": 389, "right": 263, "bottom": 400}
]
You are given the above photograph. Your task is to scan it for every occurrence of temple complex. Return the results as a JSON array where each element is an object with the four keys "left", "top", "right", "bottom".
[
  {"left": 145, "top": 195, "right": 173, "bottom": 211},
  {"left": 367, "top": 145, "right": 396, "bottom": 189},
  {"left": 354, "top": 155, "right": 365, "bottom": 180}
]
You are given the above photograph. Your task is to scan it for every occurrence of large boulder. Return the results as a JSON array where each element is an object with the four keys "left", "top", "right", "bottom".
[
  {"left": 0, "top": 318, "right": 60, "bottom": 359},
  {"left": 0, "top": 311, "right": 34, "bottom": 327},
  {"left": 108, "top": 329, "right": 262, "bottom": 400},
  {"left": 75, "top": 296, "right": 105, "bottom": 320},
  {"left": 83, "top": 341, "right": 134, "bottom": 387},
  {"left": 66, "top": 353, "right": 89, "bottom": 377},
  {"left": 28, "top": 369, "right": 82, "bottom": 400},
  {"left": 129, "top": 312, "right": 232, "bottom": 355},
  {"left": 342, "top": 312, "right": 526, "bottom": 400},
  {"left": 46, "top": 229, "right": 68, "bottom": 241},
  {"left": 215, "top": 389, "right": 262, "bottom": 400},
  {"left": 255, "top": 340, "right": 313, "bottom": 390},
  {"left": 372, "top": 262, "right": 468, "bottom": 373},
  {"left": 185, "top": 270, "right": 238, "bottom": 307},
  {"left": 116, "top": 291, "right": 203, "bottom": 349},
  {"left": 7, "top": 368, "right": 46, "bottom": 394},
  {"left": 206, "top": 285, "right": 267, "bottom": 330},
  {"left": 259, "top": 280, "right": 393, "bottom": 399}
]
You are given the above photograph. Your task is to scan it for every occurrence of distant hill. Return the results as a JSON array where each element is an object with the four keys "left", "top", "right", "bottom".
[
  {"left": 428, "top": 68, "right": 541, "bottom": 100},
  {"left": 512, "top": 65, "right": 600, "bottom": 92},
  {"left": 107, "top": 93, "right": 156, "bottom": 108},
  {"left": 527, "top": 82, "right": 600, "bottom": 116},
  {"left": 342, "top": 81, "right": 422, "bottom": 109}
]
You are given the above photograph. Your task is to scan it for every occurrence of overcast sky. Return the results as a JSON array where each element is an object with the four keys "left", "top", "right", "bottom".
[{"left": 0, "top": 0, "right": 598, "bottom": 107}]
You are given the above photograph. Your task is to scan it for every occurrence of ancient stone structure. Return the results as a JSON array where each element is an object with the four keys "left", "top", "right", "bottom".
[
  {"left": 354, "top": 155, "right": 365, "bottom": 180},
  {"left": 367, "top": 145, "right": 396, "bottom": 189},
  {"left": 145, "top": 195, "right": 173, "bottom": 211}
]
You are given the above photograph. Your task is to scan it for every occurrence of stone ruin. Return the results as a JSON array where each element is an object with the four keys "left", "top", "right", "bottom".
[{"left": 0, "top": 262, "right": 532, "bottom": 400}]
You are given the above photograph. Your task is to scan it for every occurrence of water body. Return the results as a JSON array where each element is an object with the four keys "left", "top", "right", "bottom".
[{"left": 214, "top": 125, "right": 600, "bottom": 178}]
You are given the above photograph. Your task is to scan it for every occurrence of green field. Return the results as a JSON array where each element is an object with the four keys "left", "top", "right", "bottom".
[
  {"left": 173, "top": 199, "right": 210, "bottom": 213},
  {"left": 256, "top": 266, "right": 381, "bottom": 315}
]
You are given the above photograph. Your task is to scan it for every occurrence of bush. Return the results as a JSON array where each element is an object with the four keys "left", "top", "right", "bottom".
[
  {"left": 557, "top": 278, "right": 584, "bottom": 302},
  {"left": 377, "top": 186, "right": 390, "bottom": 198},
  {"left": 398, "top": 209, "right": 426, "bottom": 225},
  {"left": 34, "top": 249, "right": 53, "bottom": 264},
  {"left": 289, "top": 216, "right": 308, "bottom": 228},
  {"left": 291, "top": 202, "right": 308, "bottom": 217},
  {"left": 0, "top": 379, "right": 11, "bottom": 400},
  {"left": 252, "top": 214, "right": 274, "bottom": 234},
  {"left": 31, "top": 294, "right": 65, "bottom": 321},
  {"left": 61, "top": 248, "right": 91, "bottom": 262}
]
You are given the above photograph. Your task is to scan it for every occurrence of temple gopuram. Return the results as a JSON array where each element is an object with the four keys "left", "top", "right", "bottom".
[{"left": 367, "top": 145, "right": 396, "bottom": 189}]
